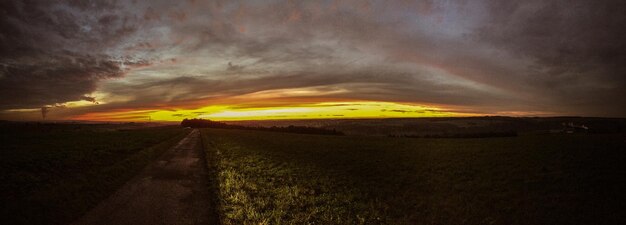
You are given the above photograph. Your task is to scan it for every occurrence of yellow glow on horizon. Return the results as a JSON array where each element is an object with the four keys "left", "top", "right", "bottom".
[
  {"left": 205, "top": 108, "right": 314, "bottom": 118},
  {"left": 74, "top": 101, "right": 470, "bottom": 122}
]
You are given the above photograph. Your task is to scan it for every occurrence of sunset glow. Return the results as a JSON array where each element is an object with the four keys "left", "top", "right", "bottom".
[
  {"left": 1, "top": 0, "right": 624, "bottom": 121},
  {"left": 2, "top": 1, "right": 624, "bottom": 224},
  {"left": 73, "top": 101, "right": 463, "bottom": 122}
]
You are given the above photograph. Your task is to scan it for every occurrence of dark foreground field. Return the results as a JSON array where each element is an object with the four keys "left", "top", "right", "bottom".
[
  {"left": 201, "top": 129, "right": 626, "bottom": 224},
  {"left": 2, "top": 122, "right": 625, "bottom": 225},
  {"left": 0, "top": 123, "right": 188, "bottom": 225}
]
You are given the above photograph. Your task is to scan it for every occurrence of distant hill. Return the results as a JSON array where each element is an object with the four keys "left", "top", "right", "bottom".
[{"left": 223, "top": 117, "right": 626, "bottom": 136}]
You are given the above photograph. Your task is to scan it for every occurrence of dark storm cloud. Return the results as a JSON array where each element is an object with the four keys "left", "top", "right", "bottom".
[
  {"left": 477, "top": 0, "right": 626, "bottom": 115},
  {"left": 1, "top": 0, "right": 625, "bottom": 119},
  {"left": 481, "top": 0, "right": 625, "bottom": 77},
  {"left": 0, "top": 54, "right": 121, "bottom": 109},
  {"left": 0, "top": 0, "right": 142, "bottom": 109},
  {"left": 171, "top": 0, "right": 625, "bottom": 115}
]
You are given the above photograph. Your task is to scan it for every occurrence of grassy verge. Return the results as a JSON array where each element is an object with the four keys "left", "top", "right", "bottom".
[
  {"left": 201, "top": 128, "right": 625, "bottom": 224},
  {"left": 1, "top": 124, "right": 189, "bottom": 225}
]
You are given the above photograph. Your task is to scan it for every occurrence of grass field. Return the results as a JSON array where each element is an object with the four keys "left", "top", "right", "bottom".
[
  {"left": 0, "top": 124, "right": 189, "bottom": 225},
  {"left": 201, "top": 128, "right": 626, "bottom": 224}
]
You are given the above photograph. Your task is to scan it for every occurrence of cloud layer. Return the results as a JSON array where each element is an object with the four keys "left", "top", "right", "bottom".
[{"left": 1, "top": 0, "right": 624, "bottom": 120}]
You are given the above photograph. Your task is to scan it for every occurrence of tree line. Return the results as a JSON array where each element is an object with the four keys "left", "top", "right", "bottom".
[{"left": 181, "top": 118, "right": 344, "bottom": 136}]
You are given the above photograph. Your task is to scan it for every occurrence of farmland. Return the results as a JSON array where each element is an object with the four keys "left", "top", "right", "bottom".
[
  {"left": 201, "top": 128, "right": 626, "bottom": 224},
  {"left": 2, "top": 120, "right": 624, "bottom": 225},
  {"left": 0, "top": 123, "right": 188, "bottom": 225}
]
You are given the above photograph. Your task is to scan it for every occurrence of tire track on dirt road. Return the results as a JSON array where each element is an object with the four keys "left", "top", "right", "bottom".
[{"left": 74, "top": 129, "right": 218, "bottom": 225}]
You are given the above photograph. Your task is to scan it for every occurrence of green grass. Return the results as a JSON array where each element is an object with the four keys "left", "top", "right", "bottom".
[
  {"left": 0, "top": 124, "right": 189, "bottom": 225},
  {"left": 201, "top": 128, "right": 625, "bottom": 224}
]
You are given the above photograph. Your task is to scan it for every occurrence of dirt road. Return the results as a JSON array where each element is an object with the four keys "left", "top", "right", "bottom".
[{"left": 74, "top": 129, "right": 216, "bottom": 225}]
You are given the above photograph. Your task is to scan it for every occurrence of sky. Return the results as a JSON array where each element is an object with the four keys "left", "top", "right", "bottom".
[{"left": 0, "top": 0, "right": 625, "bottom": 121}]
